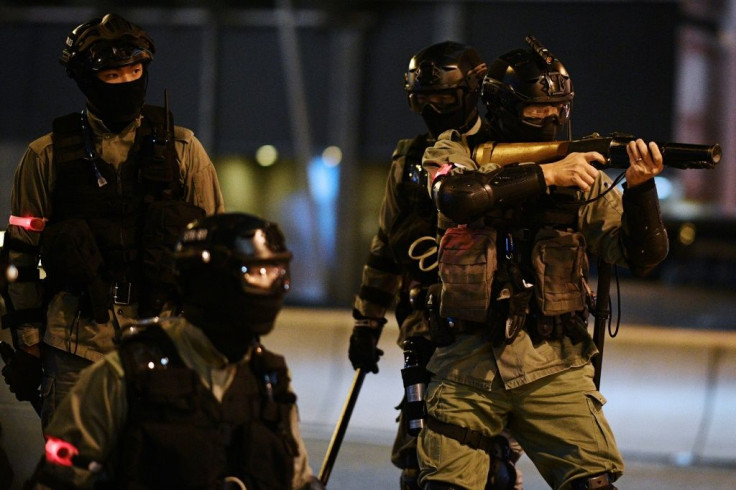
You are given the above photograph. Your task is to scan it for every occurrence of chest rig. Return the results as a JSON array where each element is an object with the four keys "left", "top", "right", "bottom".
[
  {"left": 488, "top": 186, "right": 589, "bottom": 344},
  {"left": 114, "top": 325, "right": 298, "bottom": 489},
  {"left": 44, "top": 106, "right": 204, "bottom": 320}
]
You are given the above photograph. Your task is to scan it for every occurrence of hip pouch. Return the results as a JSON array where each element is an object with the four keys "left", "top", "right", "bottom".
[
  {"left": 531, "top": 228, "right": 588, "bottom": 316},
  {"left": 438, "top": 226, "right": 496, "bottom": 323}
]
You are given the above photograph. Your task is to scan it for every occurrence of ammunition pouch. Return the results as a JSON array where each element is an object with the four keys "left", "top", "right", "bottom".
[
  {"left": 41, "top": 219, "right": 110, "bottom": 324},
  {"left": 437, "top": 226, "right": 496, "bottom": 323},
  {"left": 531, "top": 228, "right": 588, "bottom": 316}
]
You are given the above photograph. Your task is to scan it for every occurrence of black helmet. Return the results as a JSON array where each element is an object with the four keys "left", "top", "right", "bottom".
[
  {"left": 174, "top": 213, "right": 292, "bottom": 356},
  {"left": 404, "top": 41, "right": 487, "bottom": 137},
  {"left": 60, "top": 13, "right": 155, "bottom": 80},
  {"left": 482, "top": 36, "right": 573, "bottom": 142}
]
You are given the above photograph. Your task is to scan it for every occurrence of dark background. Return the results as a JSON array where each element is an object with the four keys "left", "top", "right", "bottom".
[{"left": 3, "top": 1, "right": 733, "bottom": 317}]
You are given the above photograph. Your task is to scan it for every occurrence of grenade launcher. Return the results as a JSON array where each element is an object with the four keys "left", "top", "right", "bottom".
[{"left": 472, "top": 132, "right": 721, "bottom": 170}]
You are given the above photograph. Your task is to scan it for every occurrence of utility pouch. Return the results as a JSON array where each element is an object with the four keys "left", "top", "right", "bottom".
[
  {"left": 531, "top": 228, "right": 588, "bottom": 316},
  {"left": 425, "top": 283, "right": 455, "bottom": 347},
  {"left": 437, "top": 226, "right": 497, "bottom": 323}
]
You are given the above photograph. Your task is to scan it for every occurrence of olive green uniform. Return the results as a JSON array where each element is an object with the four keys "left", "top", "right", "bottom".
[
  {"left": 6, "top": 110, "right": 225, "bottom": 426},
  {"left": 33, "top": 317, "right": 317, "bottom": 489},
  {"left": 417, "top": 132, "right": 667, "bottom": 489}
]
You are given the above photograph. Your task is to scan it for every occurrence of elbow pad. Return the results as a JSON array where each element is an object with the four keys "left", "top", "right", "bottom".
[
  {"left": 622, "top": 179, "right": 669, "bottom": 277},
  {"left": 432, "top": 164, "right": 546, "bottom": 224}
]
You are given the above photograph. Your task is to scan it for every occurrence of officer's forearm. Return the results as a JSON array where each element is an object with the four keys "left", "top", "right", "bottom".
[{"left": 622, "top": 179, "right": 669, "bottom": 276}]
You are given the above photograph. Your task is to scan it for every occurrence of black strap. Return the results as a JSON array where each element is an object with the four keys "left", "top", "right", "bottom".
[
  {"left": 426, "top": 415, "right": 507, "bottom": 456},
  {"left": 358, "top": 285, "right": 396, "bottom": 309},
  {"left": 2, "top": 236, "right": 41, "bottom": 255},
  {"left": 366, "top": 250, "right": 401, "bottom": 274}
]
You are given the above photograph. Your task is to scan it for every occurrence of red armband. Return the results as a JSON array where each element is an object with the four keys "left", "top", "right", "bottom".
[
  {"left": 45, "top": 436, "right": 78, "bottom": 467},
  {"left": 431, "top": 163, "right": 455, "bottom": 185},
  {"left": 8, "top": 215, "right": 47, "bottom": 232}
]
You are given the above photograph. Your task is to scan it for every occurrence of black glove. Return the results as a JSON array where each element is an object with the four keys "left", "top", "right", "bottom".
[
  {"left": 1, "top": 346, "right": 42, "bottom": 403},
  {"left": 348, "top": 314, "right": 386, "bottom": 373}
]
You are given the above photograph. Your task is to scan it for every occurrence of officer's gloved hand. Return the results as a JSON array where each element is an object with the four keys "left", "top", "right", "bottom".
[
  {"left": 348, "top": 312, "right": 386, "bottom": 373},
  {"left": 1, "top": 346, "right": 42, "bottom": 403}
]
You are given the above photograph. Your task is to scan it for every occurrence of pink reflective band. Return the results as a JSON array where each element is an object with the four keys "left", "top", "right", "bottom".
[
  {"left": 8, "top": 215, "right": 47, "bottom": 232},
  {"left": 432, "top": 163, "right": 455, "bottom": 185},
  {"left": 45, "top": 436, "right": 79, "bottom": 467}
]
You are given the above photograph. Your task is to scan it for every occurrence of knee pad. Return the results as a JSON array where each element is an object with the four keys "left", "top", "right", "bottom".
[{"left": 571, "top": 472, "right": 617, "bottom": 490}]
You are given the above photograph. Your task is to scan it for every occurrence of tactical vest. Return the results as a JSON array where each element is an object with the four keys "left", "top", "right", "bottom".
[
  {"left": 388, "top": 134, "right": 439, "bottom": 286},
  {"left": 45, "top": 106, "right": 204, "bottom": 317},
  {"left": 113, "top": 325, "right": 297, "bottom": 489}
]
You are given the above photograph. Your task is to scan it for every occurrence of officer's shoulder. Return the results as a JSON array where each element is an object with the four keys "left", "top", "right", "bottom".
[
  {"left": 173, "top": 125, "right": 194, "bottom": 143},
  {"left": 392, "top": 134, "right": 429, "bottom": 159},
  {"left": 118, "top": 320, "right": 179, "bottom": 372},
  {"left": 27, "top": 132, "right": 53, "bottom": 155},
  {"left": 254, "top": 343, "right": 289, "bottom": 369}
]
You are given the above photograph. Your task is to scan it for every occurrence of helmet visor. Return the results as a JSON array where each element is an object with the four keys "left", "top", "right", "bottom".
[
  {"left": 239, "top": 262, "right": 291, "bottom": 296},
  {"left": 87, "top": 43, "right": 153, "bottom": 71},
  {"left": 520, "top": 102, "right": 570, "bottom": 127},
  {"left": 408, "top": 89, "right": 464, "bottom": 115}
]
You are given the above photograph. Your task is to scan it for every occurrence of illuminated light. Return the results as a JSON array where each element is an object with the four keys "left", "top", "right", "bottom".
[
  {"left": 9, "top": 215, "right": 47, "bottom": 232},
  {"left": 654, "top": 176, "right": 673, "bottom": 200},
  {"left": 308, "top": 157, "right": 339, "bottom": 203},
  {"left": 45, "top": 436, "right": 79, "bottom": 467},
  {"left": 6, "top": 265, "right": 18, "bottom": 282},
  {"left": 160, "top": 357, "right": 169, "bottom": 366},
  {"left": 255, "top": 145, "right": 279, "bottom": 167},
  {"left": 201, "top": 250, "right": 211, "bottom": 263},
  {"left": 322, "top": 146, "right": 342, "bottom": 167},
  {"left": 147, "top": 361, "right": 155, "bottom": 370},
  {"left": 678, "top": 222, "right": 696, "bottom": 246}
]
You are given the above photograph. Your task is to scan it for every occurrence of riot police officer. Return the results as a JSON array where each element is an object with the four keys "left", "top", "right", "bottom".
[
  {"left": 28, "top": 213, "right": 322, "bottom": 489},
  {"left": 348, "top": 41, "right": 525, "bottom": 490},
  {"left": 2, "top": 13, "right": 224, "bottom": 428},
  {"left": 417, "top": 39, "right": 669, "bottom": 489}
]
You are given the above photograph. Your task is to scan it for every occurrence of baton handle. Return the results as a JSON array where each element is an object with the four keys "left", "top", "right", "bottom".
[{"left": 318, "top": 368, "right": 366, "bottom": 485}]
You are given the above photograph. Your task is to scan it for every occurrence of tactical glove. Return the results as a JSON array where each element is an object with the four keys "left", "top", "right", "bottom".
[
  {"left": 348, "top": 313, "right": 386, "bottom": 373},
  {"left": 1, "top": 346, "right": 42, "bottom": 403}
]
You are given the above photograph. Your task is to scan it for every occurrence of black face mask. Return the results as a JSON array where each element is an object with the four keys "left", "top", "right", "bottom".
[
  {"left": 421, "top": 106, "right": 478, "bottom": 138},
  {"left": 492, "top": 111, "right": 563, "bottom": 143},
  {"left": 77, "top": 72, "right": 147, "bottom": 129},
  {"left": 184, "top": 292, "right": 285, "bottom": 363}
]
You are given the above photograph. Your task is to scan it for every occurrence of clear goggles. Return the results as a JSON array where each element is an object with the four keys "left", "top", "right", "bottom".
[
  {"left": 520, "top": 102, "right": 570, "bottom": 127},
  {"left": 408, "top": 89, "right": 463, "bottom": 115},
  {"left": 239, "top": 262, "right": 291, "bottom": 296}
]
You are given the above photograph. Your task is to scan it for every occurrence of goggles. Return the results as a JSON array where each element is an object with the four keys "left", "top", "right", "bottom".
[
  {"left": 86, "top": 43, "right": 153, "bottom": 71},
  {"left": 520, "top": 102, "right": 570, "bottom": 127},
  {"left": 408, "top": 89, "right": 463, "bottom": 115},
  {"left": 239, "top": 262, "right": 290, "bottom": 296}
]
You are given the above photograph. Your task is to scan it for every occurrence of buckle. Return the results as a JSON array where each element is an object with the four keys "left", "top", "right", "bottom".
[{"left": 112, "top": 282, "right": 133, "bottom": 305}]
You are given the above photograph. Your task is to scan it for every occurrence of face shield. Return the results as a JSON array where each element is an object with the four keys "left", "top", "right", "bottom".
[
  {"left": 520, "top": 102, "right": 571, "bottom": 128},
  {"left": 408, "top": 88, "right": 465, "bottom": 115},
  {"left": 239, "top": 262, "right": 291, "bottom": 296}
]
